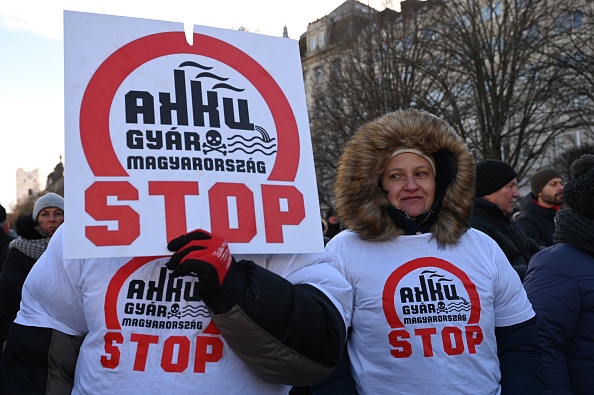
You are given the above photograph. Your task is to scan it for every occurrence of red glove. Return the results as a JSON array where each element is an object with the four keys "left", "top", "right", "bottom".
[{"left": 166, "top": 229, "right": 232, "bottom": 298}]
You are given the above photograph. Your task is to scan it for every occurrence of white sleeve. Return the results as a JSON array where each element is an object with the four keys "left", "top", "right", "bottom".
[
  {"left": 491, "top": 242, "right": 535, "bottom": 327},
  {"left": 15, "top": 226, "right": 88, "bottom": 336}
]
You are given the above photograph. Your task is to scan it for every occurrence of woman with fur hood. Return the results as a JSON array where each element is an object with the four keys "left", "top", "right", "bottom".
[{"left": 321, "top": 110, "right": 541, "bottom": 394}]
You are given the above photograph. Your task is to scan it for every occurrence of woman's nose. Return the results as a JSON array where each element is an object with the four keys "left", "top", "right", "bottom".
[{"left": 403, "top": 176, "right": 419, "bottom": 190}]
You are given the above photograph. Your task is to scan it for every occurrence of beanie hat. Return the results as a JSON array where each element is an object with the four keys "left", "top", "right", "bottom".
[
  {"left": 564, "top": 154, "right": 594, "bottom": 220},
  {"left": 530, "top": 168, "right": 562, "bottom": 197},
  {"left": 32, "top": 193, "right": 64, "bottom": 222},
  {"left": 475, "top": 160, "right": 517, "bottom": 197}
]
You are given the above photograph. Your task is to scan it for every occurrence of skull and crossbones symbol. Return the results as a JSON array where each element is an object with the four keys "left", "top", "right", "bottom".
[
  {"left": 202, "top": 130, "right": 227, "bottom": 155},
  {"left": 436, "top": 301, "right": 448, "bottom": 314},
  {"left": 167, "top": 303, "right": 181, "bottom": 319}
]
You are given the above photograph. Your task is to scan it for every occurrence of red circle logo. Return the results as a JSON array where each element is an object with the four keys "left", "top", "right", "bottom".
[{"left": 80, "top": 32, "right": 300, "bottom": 182}]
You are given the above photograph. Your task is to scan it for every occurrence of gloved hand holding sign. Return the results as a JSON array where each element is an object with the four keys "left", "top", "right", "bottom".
[{"left": 167, "top": 229, "right": 233, "bottom": 298}]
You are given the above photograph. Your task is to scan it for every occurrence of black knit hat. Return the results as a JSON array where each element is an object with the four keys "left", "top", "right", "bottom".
[
  {"left": 564, "top": 154, "right": 594, "bottom": 220},
  {"left": 530, "top": 168, "right": 562, "bottom": 197},
  {"left": 475, "top": 160, "right": 517, "bottom": 197}
]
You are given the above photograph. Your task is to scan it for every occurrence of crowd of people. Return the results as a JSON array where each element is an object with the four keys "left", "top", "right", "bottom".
[{"left": 0, "top": 109, "right": 592, "bottom": 395}]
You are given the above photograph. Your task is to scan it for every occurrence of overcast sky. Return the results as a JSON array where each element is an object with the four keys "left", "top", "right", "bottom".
[{"left": 0, "top": 0, "right": 398, "bottom": 211}]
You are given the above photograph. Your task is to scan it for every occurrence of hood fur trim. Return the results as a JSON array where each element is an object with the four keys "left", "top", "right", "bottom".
[{"left": 334, "top": 109, "right": 476, "bottom": 246}]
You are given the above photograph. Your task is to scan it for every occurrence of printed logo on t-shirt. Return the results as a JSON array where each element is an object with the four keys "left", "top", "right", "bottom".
[
  {"left": 100, "top": 257, "right": 223, "bottom": 374},
  {"left": 120, "top": 266, "right": 207, "bottom": 330},
  {"left": 382, "top": 257, "right": 483, "bottom": 358}
]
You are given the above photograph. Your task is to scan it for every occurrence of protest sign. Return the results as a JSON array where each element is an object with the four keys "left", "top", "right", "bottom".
[{"left": 64, "top": 11, "right": 323, "bottom": 258}]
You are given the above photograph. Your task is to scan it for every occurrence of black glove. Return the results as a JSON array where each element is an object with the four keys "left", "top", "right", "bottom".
[{"left": 166, "top": 229, "right": 233, "bottom": 298}]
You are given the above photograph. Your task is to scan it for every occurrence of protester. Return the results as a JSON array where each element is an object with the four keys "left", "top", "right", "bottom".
[
  {"left": 0, "top": 225, "right": 351, "bottom": 393},
  {"left": 523, "top": 154, "right": 594, "bottom": 395},
  {"left": 516, "top": 168, "right": 564, "bottom": 247},
  {"left": 323, "top": 208, "right": 341, "bottom": 239},
  {"left": 0, "top": 192, "right": 65, "bottom": 354},
  {"left": 0, "top": 203, "right": 15, "bottom": 270},
  {"left": 322, "top": 110, "right": 541, "bottom": 394},
  {"left": 470, "top": 160, "right": 541, "bottom": 280}
]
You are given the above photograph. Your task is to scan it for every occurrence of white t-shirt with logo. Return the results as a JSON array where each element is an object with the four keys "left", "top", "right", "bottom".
[
  {"left": 326, "top": 229, "right": 534, "bottom": 395},
  {"left": 15, "top": 226, "right": 351, "bottom": 395}
]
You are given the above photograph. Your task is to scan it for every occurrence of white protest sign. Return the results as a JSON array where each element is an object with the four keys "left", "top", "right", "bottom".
[{"left": 64, "top": 11, "right": 323, "bottom": 259}]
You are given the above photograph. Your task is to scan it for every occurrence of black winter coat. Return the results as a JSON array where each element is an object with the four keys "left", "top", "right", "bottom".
[
  {"left": 470, "top": 198, "right": 541, "bottom": 280},
  {"left": 0, "top": 215, "right": 47, "bottom": 351},
  {"left": 0, "top": 231, "right": 15, "bottom": 271},
  {"left": 524, "top": 243, "right": 594, "bottom": 395},
  {"left": 516, "top": 198, "right": 557, "bottom": 247}
]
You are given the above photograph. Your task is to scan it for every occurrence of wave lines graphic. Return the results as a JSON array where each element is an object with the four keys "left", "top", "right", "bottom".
[
  {"left": 227, "top": 133, "right": 277, "bottom": 155},
  {"left": 181, "top": 311, "right": 210, "bottom": 318},
  {"left": 426, "top": 271, "right": 454, "bottom": 282},
  {"left": 228, "top": 135, "right": 275, "bottom": 142},
  {"left": 447, "top": 301, "right": 471, "bottom": 312},
  {"left": 212, "top": 83, "right": 244, "bottom": 92},
  {"left": 180, "top": 305, "right": 209, "bottom": 318},
  {"left": 227, "top": 141, "right": 277, "bottom": 149},
  {"left": 195, "top": 72, "right": 229, "bottom": 81},
  {"left": 179, "top": 62, "right": 245, "bottom": 91},
  {"left": 179, "top": 61, "right": 213, "bottom": 70},
  {"left": 227, "top": 147, "right": 277, "bottom": 155},
  {"left": 182, "top": 305, "right": 208, "bottom": 313}
]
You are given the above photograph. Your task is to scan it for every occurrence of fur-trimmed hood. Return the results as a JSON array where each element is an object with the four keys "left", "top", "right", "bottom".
[{"left": 334, "top": 109, "right": 476, "bottom": 246}]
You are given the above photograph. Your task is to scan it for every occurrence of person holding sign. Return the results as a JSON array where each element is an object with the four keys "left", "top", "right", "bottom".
[
  {"left": 0, "top": 227, "right": 351, "bottom": 394},
  {"left": 318, "top": 110, "right": 542, "bottom": 394},
  {"left": 0, "top": 10, "right": 351, "bottom": 394}
]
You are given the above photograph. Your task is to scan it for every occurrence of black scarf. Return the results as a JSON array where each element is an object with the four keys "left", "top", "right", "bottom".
[
  {"left": 553, "top": 208, "right": 594, "bottom": 256},
  {"left": 386, "top": 204, "right": 439, "bottom": 235}
]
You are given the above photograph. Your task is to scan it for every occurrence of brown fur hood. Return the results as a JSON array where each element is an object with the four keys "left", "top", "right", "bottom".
[{"left": 334, "top": 109, "right": 476, "bottom": 246}]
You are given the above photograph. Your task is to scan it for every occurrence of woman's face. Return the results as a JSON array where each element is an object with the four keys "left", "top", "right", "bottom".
[
  {"left": 381, "top": 152, "right": 436, "bottom": 219},
  {"left": 37, "top": 207, "right": 64, "bottom": 236}
]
